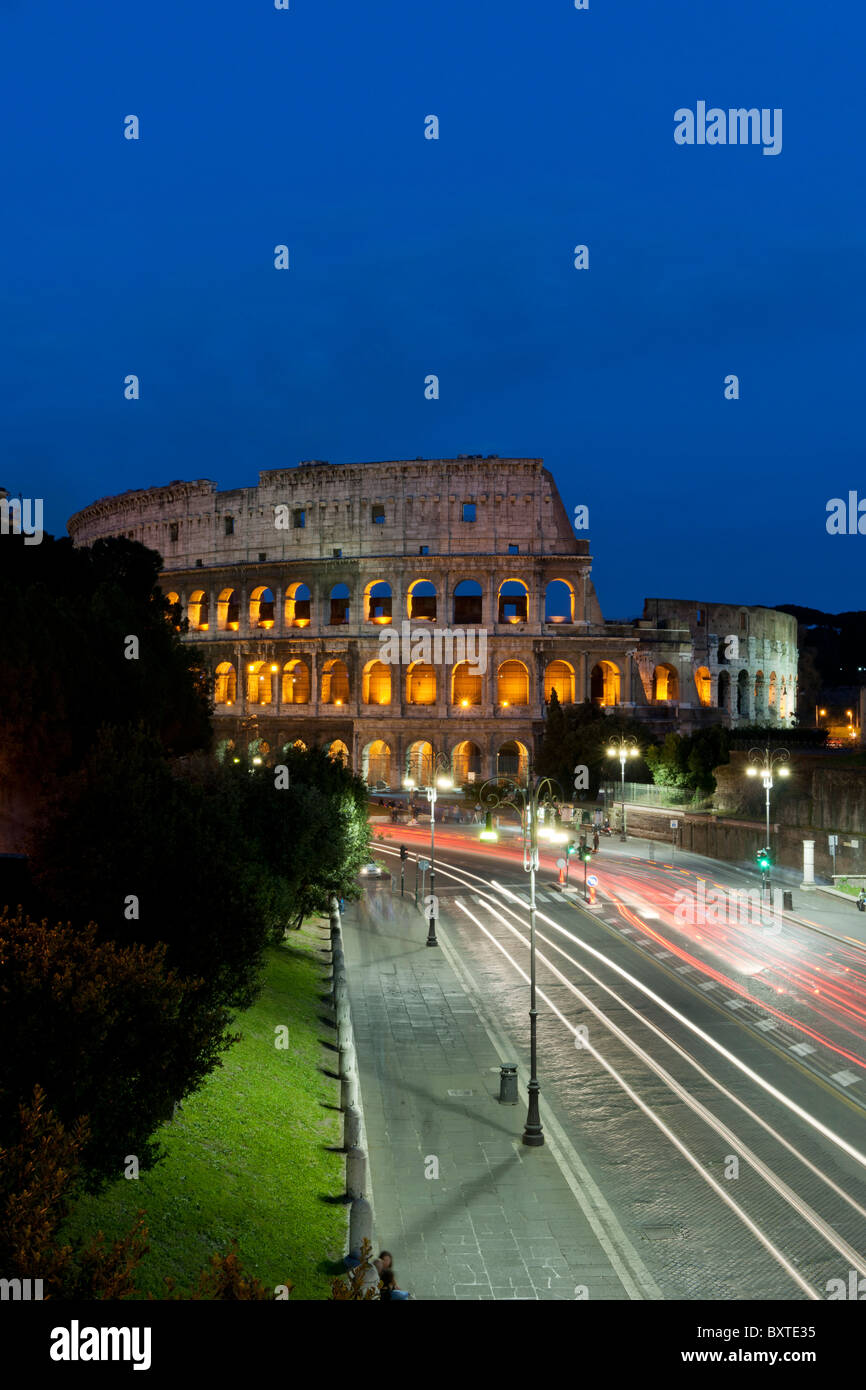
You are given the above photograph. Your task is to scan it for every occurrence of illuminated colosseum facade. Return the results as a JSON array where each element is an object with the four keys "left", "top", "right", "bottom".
[{"left": 67, "top": 456, "right": 798, "bottom": 786}]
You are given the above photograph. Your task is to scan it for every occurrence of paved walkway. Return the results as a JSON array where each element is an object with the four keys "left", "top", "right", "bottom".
[{"left": 341, "top": 892, "right": 655, "bottom": 1301}]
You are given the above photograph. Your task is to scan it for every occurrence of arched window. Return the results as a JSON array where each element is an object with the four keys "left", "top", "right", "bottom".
[
  {"left": 214, "top": 661, "right": 237, "bottom": 705},
  {"left": 737, "top": 669, "right": 750, "bottom": 717},
  {"left": 282, "top": 659, "right": 310, "bottom": 704},
  {"left": 364, "top": 581, "right": 392, "bottom": 625},
  {"left": 544, "top": 580, "right": 574, "bottom": 624},
  {"left": 754, "top": 670, "right": 765, "bottom": 707},
  {"left": 329, "top": 583, "right": 350, "bottom": 626},
  {"left": 590, "top": 661, "right": 620, "bottom": 707},
  {"left": 497, "top": 660, "right": 529, "bottom": 706},
  {"left": 717, "top": 669, "right": 730, "bottom": 709},
  {"left": 285, "top": 582, "right": 311, "bottom": 628},
  {"left": 247, "top": 661, "right": 273, "bottom": 705},
  {"left": 407, "top": 579, "right": 437, "bottom": 622},
  {"left": 406, "top": 741, "right": 434, "bottom": 785},
  {"left": 452, "top": 740, "right": 482, "bottom": 783},
  {"left": 250, "top": 586, "right": 276, "bottom": 629},
  {"left": 694, "top": 666, "right": 711, "bottom": 706},
  {"left": 768, "top": 671, "right": 777, "bottom": 709},
  {"left": 406, "top": 662, "right": 437, "bottom": 705},
  {"left": 497, "top": 740, "right": 529, "bottom": 783},
  {"left": 544, "top": 660, "right": 575, "bottom": 703},
  {"left": 217, "top": 587, "right": 239, "bottom": 631},
  {"left": 321, "top": 659, "right": 350, "bottom": 705},
  {"left": 498, "top": 580, "right": 528, "bottom": 625},
  {"left": 362, "top": 740, "right": 392, "bottom": 785},
  {"left": 328, "top": 740, "right": 350, "bottom": 767},
  {"left": 453, "top": 580, "right": 483, "bottom": 625},
  {"left": 452, "top": 661, "right": 482, "bottom": 707},
  {"left": 187, "top": 589, "right": 209, "bottom": 631},
  {"left": 652, "top": 664, "right": 679, "bottom": 702},
  {"left": 363, "top": 659, "right": 392, "bottom": 705}
]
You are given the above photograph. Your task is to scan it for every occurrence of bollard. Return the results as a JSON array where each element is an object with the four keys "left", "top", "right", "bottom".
[
  {"left": 782, "top": 890, "right": 793, "bottom": 912},
  {"left": 334, "top": 978, "right": 348, "bottom": 1008},
  {"left": 498, "top": 1062, "right": 519, "bottom": 1104},
  {"left": 348, "top": 1196, "right": 372, "bottom": 1259},
  {"left": 346, "top": 1147, "right": 366, "bottom": 1201},
  {"left": 344, "top": 1103, "right": 362, "bottom": 1150},
  {"left": 339, "top": 1040, "right": 356, "bottom": 1079},
  {"left": 340, "top": 1067, "right": 358, "bottom": 1111},
  {"left": 337, "top": 1014, "right": 352, "bottom": 1051},
  {"left": 336, "top": 997, "right": 350, "bottom": 1028}
]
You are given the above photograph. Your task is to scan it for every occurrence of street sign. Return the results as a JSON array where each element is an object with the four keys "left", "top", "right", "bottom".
[
  {"left": 417, "top": 858, "right": 430, "bottom": 872},
  {"left": 828, "top": 835, "right": 838, "bottom": 850},
  {"left": 670, "top": 820, "right": 679, "bottom": 830},
  {"left": 586, "top": 874, "right": 598, "bottom": 887},
  {"left": 556, "top": 857, "right": 566, "bottom": 869}
]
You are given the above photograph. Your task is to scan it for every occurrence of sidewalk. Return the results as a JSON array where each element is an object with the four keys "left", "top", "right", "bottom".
[{"left": 341, "top": 892, "right": 655, "bottom": 1301}]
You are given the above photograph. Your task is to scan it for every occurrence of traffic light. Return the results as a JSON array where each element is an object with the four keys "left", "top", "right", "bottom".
[
  {"left": 580, "top": 846, "right": 593, "bottom": 864},
  {"left": 567, "top": 841, "right": 577, "bottom": 858},
  {"left": 756, "top": 847, "right": 772, "bottom": 872},
  {"left": 400, "top": 845, "right": 408, "bottom": 862}
]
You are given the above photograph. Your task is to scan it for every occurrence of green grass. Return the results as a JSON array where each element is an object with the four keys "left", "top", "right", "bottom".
[{"left": 63, "top": 924, "right": 346, "bottom": 1299}]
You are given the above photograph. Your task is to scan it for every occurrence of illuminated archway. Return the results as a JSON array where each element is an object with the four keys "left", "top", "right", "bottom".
[
  {"left": 754, "top": 670, "right": 765, "bottom": 710},
  {"left": 187, "top": 589, "right": 209, "bottom": 631},
  {"left": 327, "top": 740, "right": 350, "bottom": 767},
  {"left": 247, "top": 660, "right": 273, "bottom": 705},
  {"left": 282, "top": 659, "right": 310, "bottom": 704},
  {"left": 590, "top": 661, "right": 620, "bottom": 706},
  {"left": 695, "top": 666, "right": 711, "bottom": 706},
  {"left": 406, "top": 740, "right": 434, "bottom": 785},
  {"left": 362, "top": 739, "right": 392, "bottom": 785},
  {"left": 544, "top": 660, "right": 574, "bottom": 704},
  {"left": 497, "top": 579, "right": 528, "bottom": 625},
  {"left": 452, "top": 740, "right": 482, "bottom": 783},
  {"left": 284, "top": 582, "right": 311, "bottom": 628},
  {"left": 497, "top": 660, "right": 529, "bottom": 707},
  {"left": 321, "top": 659, "right": 350, "bottom": 705},
  {"left": 652, "top": 663, "right": 679, "bottom": 702},
  {"left": 364, "top": 580, "right": 392, "bottom": 625},
  {"left": 363, "top": 659, "right": 392, "bottom": 705},
  {"left": 214, "top": 661, "right": 237, "bottom": 705},
  {"left": 544, "top": 580, "right": 574, "bottom": 624},
  {"left": 452, "top": 661, "right": 482, "bottom": 707},
  {"left": 407, "top": 579, "right": 437, "bottom": 622},
  {"left": 217, "top": 587, "right": 239, "bottom": 631},
  {"left": 406, "top": 662, "right": 436, "bottom": 705},
  {"left": 497, "top": 740, "right": 529, "bottom": 783},
  {"left": 768, "top": 671, "right": 777, "bottom": 709},
  {"left": 249, "top": 586, "right": 276, "bottom": 629}
]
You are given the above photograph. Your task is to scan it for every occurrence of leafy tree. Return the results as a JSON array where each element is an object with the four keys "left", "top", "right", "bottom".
[
  {"left": 537, "top": 695, "right": 654, "bottom": 799},
  {"left": 0, "top": 912, "right": 230, "bottom": 1187}
]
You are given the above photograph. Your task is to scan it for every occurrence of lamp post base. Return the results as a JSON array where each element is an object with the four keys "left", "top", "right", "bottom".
[{"left": 521, "top": 1080, "right": 544, "bottom": 1147}]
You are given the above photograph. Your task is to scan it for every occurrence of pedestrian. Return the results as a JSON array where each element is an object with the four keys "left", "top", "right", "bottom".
[
  {"left": 592, "top": 828, "right": 599, "bottom": 853},
  {"left": 379, "top": 1268, "right": 410, "bottom": 1301},
  {"left": 373, "top": 1250, "right": 393, "bottom": 1278}
]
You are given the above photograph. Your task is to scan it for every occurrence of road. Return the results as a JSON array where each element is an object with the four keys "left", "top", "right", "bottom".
[{"left": 368, "top": 823, "right": 866, "bottom": 1300}]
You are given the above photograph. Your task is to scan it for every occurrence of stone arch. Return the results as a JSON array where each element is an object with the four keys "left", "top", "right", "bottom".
[
  {"left": 452, "top": 661, "right": 482, "bottom": 707},
  {"left": 407, "top": 579, "right": 437, "bottom": 622},
  {"left": 362, "top": 739, "right": 392, "bottom": 785},
  {"left": 652, "top": 663, "right": 679, "bottom": 702},
  {"left": 498, "top": 578, "right": 529, "bottom": 625},
  {"left": 768, "top": 671, "right": 777, "bottom": 710},
  {"left": 327, "top": 739, "right": 350, "bottom": 767},
  {"left": 452, "top": 579, "right": 483, "bottom": 625},
  {"left": 328, "top": 583, "right": 350, "bottom": 626},
  {"left": 364, "top": 580, "right": 393, "bottom": 625},
  {"left": 187, "top": 588, "right": 209, "bottom": 631},
  {"left": 214, "top": 660, "right": 237, "bottom": 706},
  {"left": 249, "top": 585, "right": 276, "bottom": 629},
  {"left": 247, "top": 660, "right": 273, "bottom": 705},
  {"left": 406, "top": 740, "right": 434, "bottom": 785},
  {"left": 363, "top": 658, "right": 391, "bottom": 705},
  {"left": 217, "top": 587, "right": 239, "bottom": 631},
  {"left": 754, "top": 669, "right": 765, "bottom": 709},
  {"left": 590, "top": 660, "right": 620, "bottom": 706},
  {"left": 497, "top": 740, "right": 529, "bottom": 783},
  {"left": 717, "top": 669, "right": 730, "bottom": 709},
  {"left": 694, "top": 666, "right": 711, "bottom": 706},
  {"left": 406, "top": 661, "right": 437, "bottom": 705},
  {"left": 284, "top": 581, "right": 311, "bottom": 628},
  {"left": 321, "top": 658, "right": 350, "bottom": 705},
  {"left": 736, "top": 669, "right": 749, "bottom": 716},
  {"left": 282, "top": 658, "right": 310, "bottom": 704},
  {"left": 497, "top": 659, "right": 530, "bottom": 707},
  {"left": 452, "top": 739, "right": 483, "bottom": 783},
  {"left": 544, "top": 579, "right": 574, "bottom": 624},
  {"left": 544, "top": 660, "right": 575, "bottom": 704}
]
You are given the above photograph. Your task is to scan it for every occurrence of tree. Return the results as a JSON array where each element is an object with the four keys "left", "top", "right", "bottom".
[
  {"left": 0, "top": 911, "right": 230, "bottom": 1187},
  {"left": 537, "top": 697, "right": 654, "bottom": 799}
]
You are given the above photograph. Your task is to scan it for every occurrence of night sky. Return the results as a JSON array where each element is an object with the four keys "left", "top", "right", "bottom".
[{"left": 4, "top": 1, "right": 864, "bottom": 617}]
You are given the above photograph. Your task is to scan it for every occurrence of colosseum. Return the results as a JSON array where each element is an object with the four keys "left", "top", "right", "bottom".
[{"left": 67, "top": 456, "right": 798, "bottom": 787}]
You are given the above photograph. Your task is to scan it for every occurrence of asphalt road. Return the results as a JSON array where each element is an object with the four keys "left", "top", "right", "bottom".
[{"left": 369, "top": 826, "right": 866, "bottom": 1300}]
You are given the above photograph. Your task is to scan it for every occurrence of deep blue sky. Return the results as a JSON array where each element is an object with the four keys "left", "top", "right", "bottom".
[{"left": 3, "top": 1, "right": 864, "bottom": 617}]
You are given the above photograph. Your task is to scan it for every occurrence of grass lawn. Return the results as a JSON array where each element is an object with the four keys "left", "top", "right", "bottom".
[{"left": 63, "top": 922, "right": 346, "bottom": 1299}]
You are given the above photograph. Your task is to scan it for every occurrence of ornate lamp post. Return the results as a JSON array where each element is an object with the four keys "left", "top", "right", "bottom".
[
  {"left": 746, "top": 743, "right": 790, "bottom": 896},
  {"left": 477, "top": 771, "right": 565, "bottom": 1147},
  {"left": 606, "top": 736, "right": 639, "bottom": 841},
  {"left": 404, "top": 750, "right": 453, "bottom": 947}
]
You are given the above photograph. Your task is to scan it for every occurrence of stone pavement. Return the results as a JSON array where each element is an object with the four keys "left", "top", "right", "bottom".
[{"left": 341, "top": 890, "right": 654, "bottom": 1301}]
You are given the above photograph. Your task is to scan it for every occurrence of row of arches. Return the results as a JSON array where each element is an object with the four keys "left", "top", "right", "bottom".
[
  {"left": 216, "top": 737, "right": 531, "bottom": 786},
  {"left": 167, "top": 578, "right": 580, "bottom": 632},
  {"left": 719, "top": 669, "right": 795, "bottom": 718},
  {"left": 216, "top": 658, "right": 581, "bottom": 708}
]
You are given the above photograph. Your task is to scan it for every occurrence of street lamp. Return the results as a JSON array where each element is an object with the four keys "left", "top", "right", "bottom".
[
  {"left": 477, "top": 771, "right": 564, "bottom": 1148},
  {"left": 746, "top": 743, "right": 790, "bottom": 897},
  {"left": 403, "top": 750, "right": 453, "bottom": 947},
  {"left": 606, "top": 736, "right": 639, "bottom": 841}
]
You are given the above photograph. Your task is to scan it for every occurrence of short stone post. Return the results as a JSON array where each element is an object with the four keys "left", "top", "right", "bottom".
[
  {"left": 344, "top": 1103, "right": 362, "bottom": 1150},
  {"left": 346, "top": 1147, "right": 366, "bottom": 1201},
  {"left": 348, "top": 1197, "right": 372, "bottom": 1260},
  {"left": 800, "top": 839, "right": 815, "bottom": 891}
]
